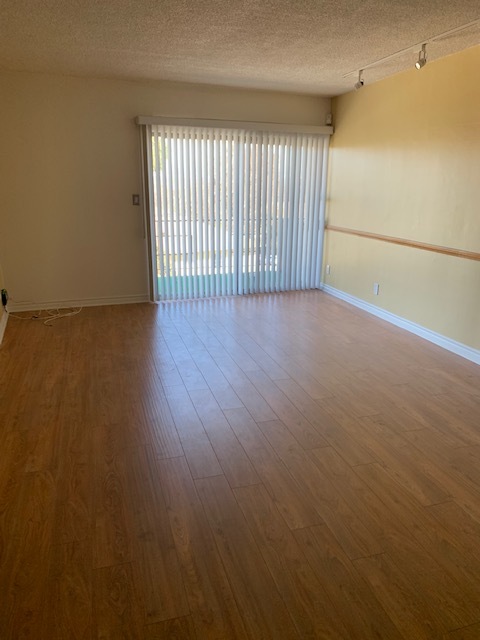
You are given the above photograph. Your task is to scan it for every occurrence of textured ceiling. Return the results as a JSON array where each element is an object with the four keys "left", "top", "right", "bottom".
[{"left": 0, "top": 0, "right": 479, "bottom": 95}]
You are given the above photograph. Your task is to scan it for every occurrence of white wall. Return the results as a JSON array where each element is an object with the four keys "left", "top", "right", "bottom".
[{"left": 0, "top": 71, "right": 330, "bottom": 309}]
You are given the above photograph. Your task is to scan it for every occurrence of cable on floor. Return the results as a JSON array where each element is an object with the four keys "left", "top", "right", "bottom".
[{"left": 8, "top": 307, "right": 83, "bottom": 325}]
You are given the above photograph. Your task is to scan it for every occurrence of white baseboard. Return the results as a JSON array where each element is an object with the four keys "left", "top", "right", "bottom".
[
  {"left": 321, "top": 284, "right": 480, "bottom": 366},
  {"left": 0, "top": 310, "right": 8, "bottom": 345},
  {"left": 8, "top": 294, "right": 150, "bottom": 313}
]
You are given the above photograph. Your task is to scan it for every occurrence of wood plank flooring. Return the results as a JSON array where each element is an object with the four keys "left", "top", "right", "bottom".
[{"left": 1, "top": 290, "right": 480, "bottom": 639}]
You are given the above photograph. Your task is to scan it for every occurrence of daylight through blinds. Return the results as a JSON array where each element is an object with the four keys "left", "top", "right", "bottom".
[{"left": 148, "top": 125, "right": 328, "bottom": 300}]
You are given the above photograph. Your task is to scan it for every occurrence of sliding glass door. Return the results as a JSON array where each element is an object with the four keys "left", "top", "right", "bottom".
[{"left": 145, "top": 125, "right": 329, "bottom": 300}]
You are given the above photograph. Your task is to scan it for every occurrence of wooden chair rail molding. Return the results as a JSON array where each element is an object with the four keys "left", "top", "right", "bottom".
[{"left": 326, "top": 225, "right": 480, "bottom": 262}]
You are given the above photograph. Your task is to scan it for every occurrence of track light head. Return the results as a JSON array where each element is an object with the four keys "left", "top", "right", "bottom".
[
  {"left": 354, "top": 70, "right": 364, "bottom": 90},
  {"left": 415, "top": 44, "right": 427, "bottom": 70}
]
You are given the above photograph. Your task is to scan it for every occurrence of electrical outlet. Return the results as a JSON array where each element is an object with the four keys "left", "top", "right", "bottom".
[
  {"left": 326, "top": 264, "right": 331, "bottom": 275},
  {"left": 132, "top": 194, "right": 140, "bottom": 206},
  {"left": 373, "top": 282, "right": 380, "bottom": 295}
]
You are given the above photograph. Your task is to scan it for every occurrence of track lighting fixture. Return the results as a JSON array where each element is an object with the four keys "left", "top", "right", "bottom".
[
  {"left": 415, "top": 44, "right": 427, "bottom": 70},
  {"left": 354, "top": 70, "right": 364, "bottom": 90},
  {"left": 344, "top": 18, "right": 480, "bottom": 86}
]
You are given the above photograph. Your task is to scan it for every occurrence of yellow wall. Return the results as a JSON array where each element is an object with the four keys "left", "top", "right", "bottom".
[
  {"left": 325, "top": 45, "right": 480, "bottom": 351},
  {"left": 0, "top": 71, "right": 330, "bottom": 308}
]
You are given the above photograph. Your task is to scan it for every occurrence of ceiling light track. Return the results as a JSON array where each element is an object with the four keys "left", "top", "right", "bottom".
[{"left": 343, "top": 17, "right": 480, "bottom": 79}]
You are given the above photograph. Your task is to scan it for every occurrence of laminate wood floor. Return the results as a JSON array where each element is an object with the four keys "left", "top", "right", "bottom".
[{"left": 1, "top": 290, "right": 480, "bottom": 639}]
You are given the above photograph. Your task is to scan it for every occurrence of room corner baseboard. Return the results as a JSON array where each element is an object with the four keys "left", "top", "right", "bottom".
[
  {"left": 0, "top": 310, "right": 8, "bottom": 345},
  {"left": 8, "top": 294, "right": 150, "bottom": 313},
  {"left": 321, "top": 284, "right": 480, "bottom": 366}
]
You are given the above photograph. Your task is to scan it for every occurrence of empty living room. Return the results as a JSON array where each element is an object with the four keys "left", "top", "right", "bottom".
[{"left": 1, "top": 1, "right": 479, "bottom": 638}]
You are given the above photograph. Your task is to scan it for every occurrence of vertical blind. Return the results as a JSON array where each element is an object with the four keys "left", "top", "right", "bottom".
[{"left": 146, "top": 125, "right": 329, "bottom": 300}]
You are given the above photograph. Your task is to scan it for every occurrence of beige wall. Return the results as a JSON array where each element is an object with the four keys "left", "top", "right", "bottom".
[
  {"left": 0, "top": 71, "right": 330, "bottom": 308},
  {"left": 325, "top": 45, "right": 480, "bottom": 351}
]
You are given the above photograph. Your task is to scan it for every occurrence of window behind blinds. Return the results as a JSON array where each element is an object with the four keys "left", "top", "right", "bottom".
[{"left": 146, "top": 125, "right": 329, "bottom": 300}]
